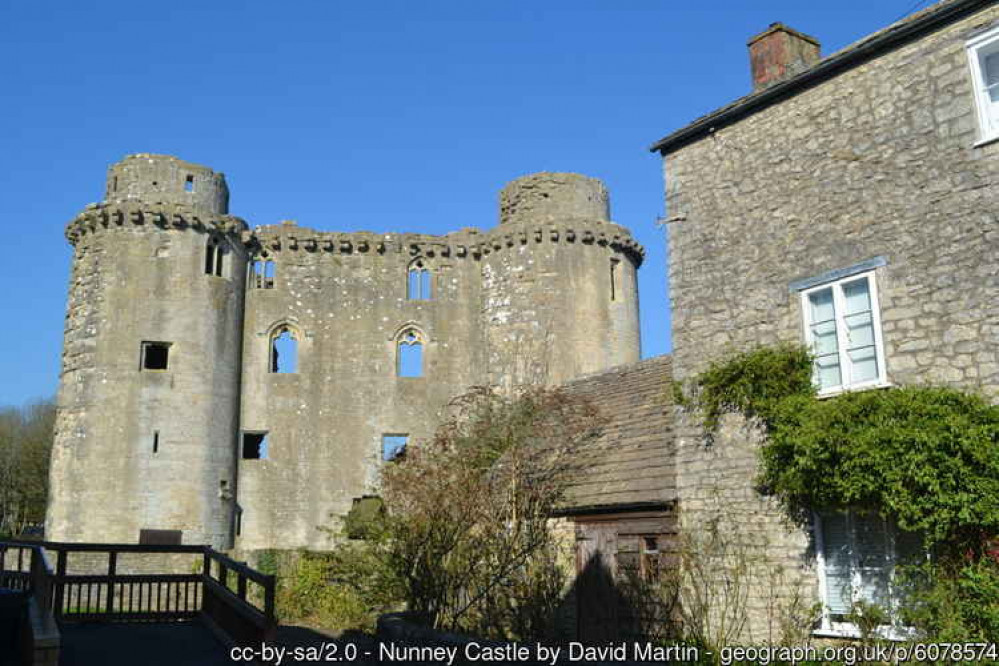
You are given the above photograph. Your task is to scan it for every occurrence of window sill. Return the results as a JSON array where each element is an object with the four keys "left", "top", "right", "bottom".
[
  {"left": 816, "top": 379, "right": 893, "bottom": 399},
  {"left": 973, "top": 133, "right": 999, "bottom": 148},
  {"left": 814, "top": 624, "right": 916, "bottom": 642}
]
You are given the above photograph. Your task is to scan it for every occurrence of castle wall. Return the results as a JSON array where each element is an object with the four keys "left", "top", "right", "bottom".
[
  {"left": 236, "top": 227, "right": 488, "bottom": 550},
  {"left": 236, "top": 208, "right": 643, "bottom": 550},
  {"left": 661, "top": 6, "right": 999, "bottom": 641},
  {"left": 49, "top": 208, "right": 247, "bottom": 549}
]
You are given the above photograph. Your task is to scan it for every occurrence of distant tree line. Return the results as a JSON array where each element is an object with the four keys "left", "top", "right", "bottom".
[{"left": 0, "top": 398, "right": 55, "bottom": 537}]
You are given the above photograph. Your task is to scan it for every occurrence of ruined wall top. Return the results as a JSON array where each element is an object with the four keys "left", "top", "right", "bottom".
[
  {"left": 499, "top": 172, "right": 609, "bottom": 225},
  {"left": 105, "top": 154, "right": 229, "bottom": 214}
]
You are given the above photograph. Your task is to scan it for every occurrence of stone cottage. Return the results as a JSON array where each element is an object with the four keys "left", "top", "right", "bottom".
[{"left": 651, "top": 0, "right": 998, "bottom": 640}]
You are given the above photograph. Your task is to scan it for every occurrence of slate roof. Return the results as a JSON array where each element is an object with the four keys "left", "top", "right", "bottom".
[
  {"left": 649, "top": 0, "right": 991, "bottom": 154},
  {"left": 556, "top": 355, "right": 675, "bottom": 515}
]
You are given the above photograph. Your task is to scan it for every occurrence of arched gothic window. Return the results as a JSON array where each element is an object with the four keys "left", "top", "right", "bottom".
[
  {"left": 270, "top": 325, "right": 299, "bottom": 373},
  {"left": 397, "top": 328, "right": 424, "bottom": 377},
  {"left": 407, "top": 258, "right": 431, "bottom": 300}
]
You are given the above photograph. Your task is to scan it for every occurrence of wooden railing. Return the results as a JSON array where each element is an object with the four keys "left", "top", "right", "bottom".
[{"left": 0, "top": 540, "right": 276, "bottom": 644}]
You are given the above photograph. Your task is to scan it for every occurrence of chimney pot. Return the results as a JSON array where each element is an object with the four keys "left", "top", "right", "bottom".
[{"left": 748, "top": 23, "right": 820, "bottom": 91}]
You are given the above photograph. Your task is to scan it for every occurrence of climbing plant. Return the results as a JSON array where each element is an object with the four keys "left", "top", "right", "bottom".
[{"left": 677, "top": 344, "right": 999, "bottom": 639}]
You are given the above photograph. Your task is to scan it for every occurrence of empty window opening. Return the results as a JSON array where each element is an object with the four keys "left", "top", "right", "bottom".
[
  {"left": 205, "top": 238, "right": 217, "bottom": 275},
  {"left": 184, "top": 174, "right": 194, "bottom": 192},
  {"left": 640, "top": 536, "right": 661, "bottom": 582},
  {"left": 610, "top": 258, "right": 621, "bottom": 301},
  {"left": 141, "top": 342, "right": 170, "bottom": 371},
  {"left": 382, "top": 434, "right": 408, "bottom": 462},
  {"left": 397, "top": 329, "right": 423, "bottom": 377},
  {"left": 270, "top": 328, "right": 298, "bottom": 373},
  {"left": 242, "top": 432, "right": 269, "bottom": 460},
  {"left": 112, "top": 176, "right": 118, "bottom": 192},
  {"left": 407, "top": 259, "right": 431, "bottom": 300},
  {"left": 205, "top": 237, "right": 225, "bottom": 277},
  {"left": 249, "top": 259, "right": 276, "bottom": 289},
  {"left": 235, "top": 507, "right": 243, "bottom": 536},
  {"left": 152, "top": 430, "right": 159, "bottom": 454}
]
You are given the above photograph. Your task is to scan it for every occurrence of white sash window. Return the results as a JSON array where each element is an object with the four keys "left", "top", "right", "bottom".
[
  {"left": 967, "top": 26, "right": 999, "bottom": 144},
  {"left": 801, "top": 271, "right": 886, "bottom": 394},
  {"left": 814, "top": 511, "right": 923, "bottom": 637}
]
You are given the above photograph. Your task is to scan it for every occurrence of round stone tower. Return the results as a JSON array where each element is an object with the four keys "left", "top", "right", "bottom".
[
  {"left": 482, "top": 172, "right": 642, "bottom": 385},
  {"left": 47, "top": 154, "right": 247, "bottom": 548}
]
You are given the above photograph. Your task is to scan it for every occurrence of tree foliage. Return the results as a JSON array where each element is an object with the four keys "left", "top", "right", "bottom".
[
  {"left": 330, "top": 385, "right": 603, "bottom": 640},
  {"left": 0, "top": 398, "right": 56, "bottom": 537}
]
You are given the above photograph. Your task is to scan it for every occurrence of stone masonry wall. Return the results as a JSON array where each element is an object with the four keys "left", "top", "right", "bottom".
[{"left": 663, "top": 6, "right": 999, "bottom": 641}]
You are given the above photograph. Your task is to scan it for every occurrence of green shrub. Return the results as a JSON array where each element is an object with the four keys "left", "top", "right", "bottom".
[
  {"left": 761, "top": 387, "right": 999, "bottom": 550},
  {"left": 899, "top": 557, "right": 999, "bottom": 641},
  {"left": 276, "top": 551, "right": 388, "bottom": 632}
]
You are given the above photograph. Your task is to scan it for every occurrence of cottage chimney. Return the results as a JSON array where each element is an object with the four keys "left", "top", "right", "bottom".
[{"left": 748, "top": 23, "right": 820, "bottom": 91}]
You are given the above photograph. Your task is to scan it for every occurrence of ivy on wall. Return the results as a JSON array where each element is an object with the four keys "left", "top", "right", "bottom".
[{"left": 676, "top": 344, "right": 999, "bottom": 638}]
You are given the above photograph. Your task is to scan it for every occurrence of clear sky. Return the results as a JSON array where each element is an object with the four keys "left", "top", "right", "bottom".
[{"left": 0, "top": 0, "right": 929, "bottom": 406}]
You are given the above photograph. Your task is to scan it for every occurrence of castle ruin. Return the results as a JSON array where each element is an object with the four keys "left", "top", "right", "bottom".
[{"left": 46, "top": 154, "right": 644, "bottom": 551}]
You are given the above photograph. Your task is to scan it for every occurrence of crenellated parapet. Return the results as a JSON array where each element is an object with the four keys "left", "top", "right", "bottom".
[
  {"left": 244, "top": 218, "right": 644, "bottom": 266},
  {"left": 65, "top": 201, "right": 248, "bottom": 246}
]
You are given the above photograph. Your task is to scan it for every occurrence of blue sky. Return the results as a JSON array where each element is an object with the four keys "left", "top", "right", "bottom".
[{"left": 0, "top": 0, "right": 926, "bottom": 406}]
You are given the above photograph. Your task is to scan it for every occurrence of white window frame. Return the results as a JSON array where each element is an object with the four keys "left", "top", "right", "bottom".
[
  {"left": 813, "top": 511, "right": 918, "bottom": 641},
  {"left": 800, "top": 270, "right": 888, "bottom": 396},
  {"left": 967, "top": 25, "right": 999, "bottom": 146}
]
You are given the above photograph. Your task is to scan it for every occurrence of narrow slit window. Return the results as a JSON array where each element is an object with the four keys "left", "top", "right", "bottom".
[
  {"left": 382, "top": 434, "right": 408, "bottom": 462},
  {"left": 610, "top": 258, "right": 620, "bottom": 301},
  {"left": 141, "top": 342, "right": 170, "bottom": 371},
  {"left": 242, "top": 432, "right": 269, "bottom": 460},
  {"left": 215, "top": 242, "right": 225, "bottom": 277},
  {"left": 397, "top": 329, "right": 423, "bottom": 377},
  {"left": 270, "top": 327, "right": 298, "bottom": 373},
  {"left": 185, "top": 175, "right": 194, "bottom": 192},
  {"left": 407, "top": 259, "right": 431, "bottom": 300},
  {"left": 152, "top": 431, "right": 159, "bottom": 454},
  {"left": 205, "top": 238, "right": 217, "bottom": 275}
]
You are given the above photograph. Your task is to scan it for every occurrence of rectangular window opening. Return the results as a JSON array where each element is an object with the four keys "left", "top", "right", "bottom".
[
  {"left": 152, "top": 430, "right": 159, "bottom": 454},
  {"left": 242, "top": 432, "right": 269, "bottom": 460},
  {"left": 141, "top": 342, "right": 171, "bottom": 371},
  {"left": 382, "top": 434, "right": 408, "bottom": 462},
  {"left": 249, "top": 259, "right": 276, "bottom": 289},
  {"left": 185, "top": 175, "right": 194, "bottom": 192}
]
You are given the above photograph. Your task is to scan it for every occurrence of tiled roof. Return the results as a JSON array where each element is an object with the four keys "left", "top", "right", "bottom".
[{"left": 557, "top": 355, "right": 675, "bottom": 513}]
